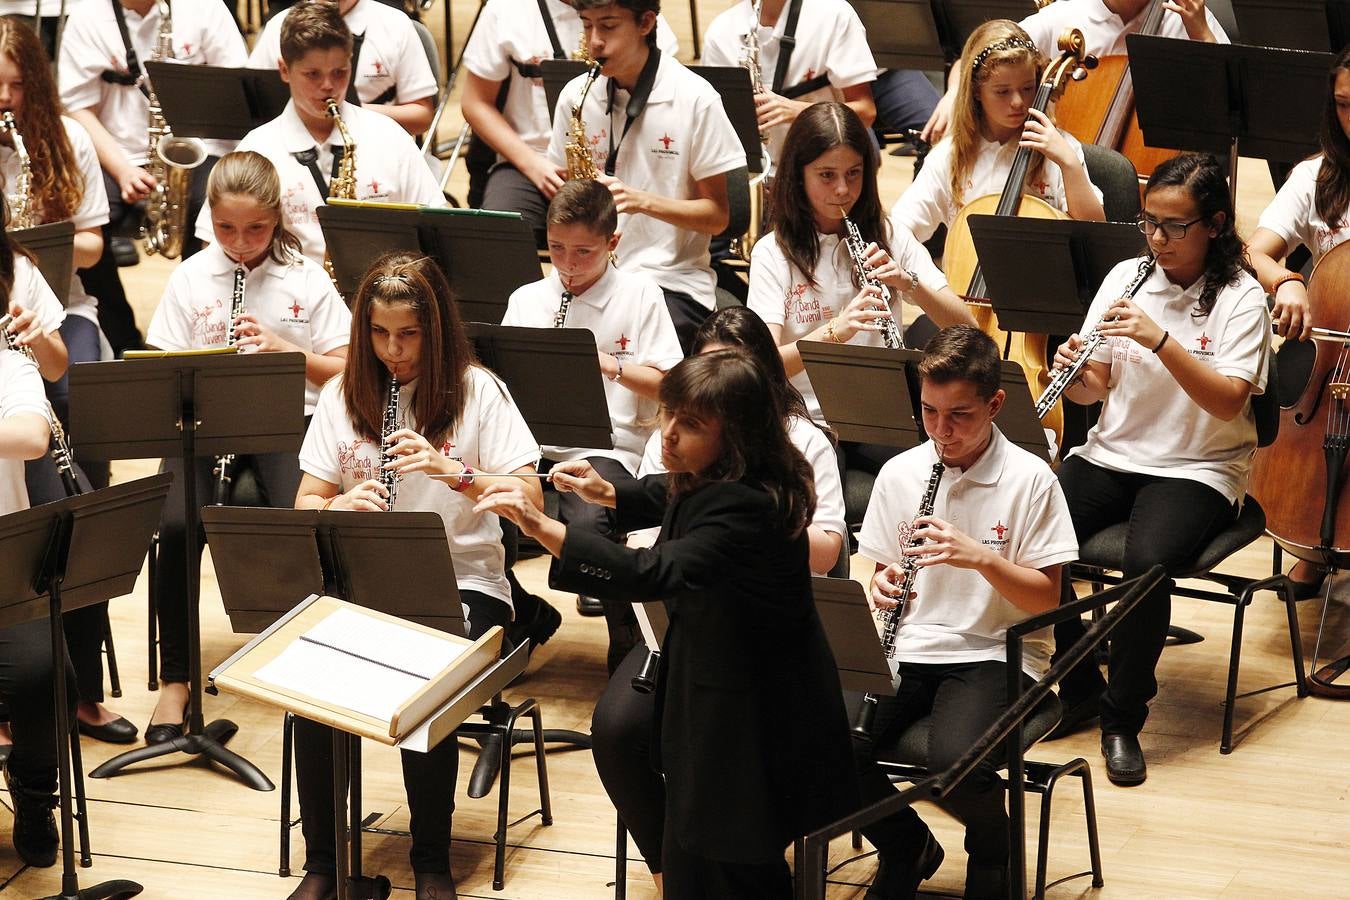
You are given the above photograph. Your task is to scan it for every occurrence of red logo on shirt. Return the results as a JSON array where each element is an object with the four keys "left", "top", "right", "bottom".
[
  {"left": 804, "top": 68, "right": 817, "bottom": 81},
  {"left": 1197, "top": 333, "right": 1212, "bottom": 350},
  {"left": 181, "top": 42, "right": 193, "bottom": 55},
  {"left": 991, "top": 521, "right": 1008, "bottom": 540},
  {"left": 659, "top": 134, "right": 674, "bottom": 149},
  {"left": 615, "top": 334, "right": 631, "bottom": 351},
  {"left": 288, "top": 301, "right": 304, "bottom": 318},
  {"left": 367, "top": 178, "right": 381, "bottom": 194},
  {"left": 373, "top": 61, "right": 385, "bottom": 76}
]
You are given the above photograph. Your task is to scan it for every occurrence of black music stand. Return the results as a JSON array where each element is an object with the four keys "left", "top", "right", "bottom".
[
  {"left": 810, "top": 577, "right": 899, "bottom": 695},
  {"left": 11, "top": 221, "right": 75, "bottom": 301},
  {"left": 1127, "top": 36, "right": 1332, "bottom": 189},
  {"left": 144, "top": 61, "right": 289, "bottom": 140},
  {"left": 317, "top": 203, "right": 542, "bottom": 322},
  {"left": 73, "top": 353, "right": 307, "bottom": 790},
  {"left": 939, "top": 1, "right": 1041, "bottom": 59},
  {"left": 0, "top": 474, "right": 170, "bottom": 900},
  {"left": 541, "top": 59, "right": 589, "bottom": 120},
  {"left": 1230, "top": 0, "right": 1350, "bottom": 52},
  {"left": 688, "top": 66, "right": 763, "bottom": 174},
  {"left": 848, "top": 0, "right": 947, "bottom": 71}
]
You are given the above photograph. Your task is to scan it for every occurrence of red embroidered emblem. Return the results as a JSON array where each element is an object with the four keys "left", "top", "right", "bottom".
[
  {"left": 616, "top": 334, "right": 631, "bottom": 351},
  {"left": 373, "top": 61, "right": 385, "bottom": 76},
  {"left": 991, "top": 521, "right": 1008, "bottom": 540},
  {"left": 181, "top": 42, "right": 193, "bottom": 55},
  {"left": 368, "top": 179, "right": 381, "bottom": 193},
  {"left": 1197, "top": 333, "right": 1212, "bottom": 350},
  {"left": 289, "top": 301, "right": 303, "bottom": 318},
  {"left": 659, "top": 134, "right": 674, "bottom": 149}
]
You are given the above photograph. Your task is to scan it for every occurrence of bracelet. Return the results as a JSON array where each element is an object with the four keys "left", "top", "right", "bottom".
[
  {"left": 902, "top": 268, "right": 919, "bottom": 297},
  {"left": 1151, "top": 331, "right": 1169, "bottom": 354},
  {"left": 823, "top": 318, "right": 841, "bottom": 343},
  {"left": 451, "top": 465, "right": 475, "bottom": 492},
  {"left": 322, "top": 495, "right": 337, "bottom": 510},
  {"left": 609, "top": 360, "right": 623, "bottom": 383},
  {"left": 1270, "top": 272, "right": 1305, "bottom": 295}
]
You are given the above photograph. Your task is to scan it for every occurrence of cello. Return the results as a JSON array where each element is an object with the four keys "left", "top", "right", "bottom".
[
  {"left": 1248, "top": 240, "right": 1350, "bottom": 698},
  {"left": 942, "top": 29, "right": 1095, "bottom": 448},
  {"left": 1053, "top": 0, "right": 1175, "bottom": 183}
]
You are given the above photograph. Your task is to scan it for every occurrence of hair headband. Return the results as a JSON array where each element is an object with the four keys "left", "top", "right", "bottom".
[{"left": 971, "top": 36, "right": 1037, "bottom": 73}]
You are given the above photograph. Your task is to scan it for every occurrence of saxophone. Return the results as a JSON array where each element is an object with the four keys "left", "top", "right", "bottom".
[
  {"left": 212, "top": 266, "right": 247, "bottom": 505},
  {"left": 322, "top": 98, "right": 357, "bottom": 284},
  {"left": 0, "top": 112, "right": 35, "bottom": 230},
  {"left": 738, "top": 0, "right": 768, "bottom": 143},
  {"left": 142, "top": 0, "right": 207, "bottom": 259},
  {"left": 564, "top": 63, "right": 602, "bottom": 181},
  {"left": 572, "top": 21, "right": 596, "bottom": 64},
  {"left": 379, "top": 376, "right": 401, "bottom": 511},
  {"left": 1034, "top": 255, "right": 1155, "bottom": 421},
  {"left": 840, "top": 210, "right": 904, "bottom": 350},
  {"left": 853, "top": 457, "right": 946, "bottom": 737},
  {"left": 0, "top": 314, "right": 81, "bottom": 495}
]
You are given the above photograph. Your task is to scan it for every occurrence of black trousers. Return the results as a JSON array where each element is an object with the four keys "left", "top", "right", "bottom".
[
  {"left": 1054, "top": 456, "right": 1236, "bottom": 735},
  {"left": 660, "top": 289, "right": 710, "bottom": 357},
  {"left": 0, "top": 619, "right": 76, "bottom": 794},
  {"left": 856, "top": 660, "right": 1029, "bottom": 869},
  {"left": 592, "top": 645, "right": 663, "bottom": 868},
  {"left": 292, "top": 591, "right": 511, "bottom": 875},
  {"left": 153, "top": 448, "right": 302, "bottom": 683},
  {"left": 481, "top": 163, "right": 548, "bottom": 248},
  {"left": 549, "top": 455, "right": 640, "bottom": 674},
  {"left": 661, "top": 816, "right": 792, "bottom": 899}
]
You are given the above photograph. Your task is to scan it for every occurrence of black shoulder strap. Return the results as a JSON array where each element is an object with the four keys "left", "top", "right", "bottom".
[
  {"left": 103, "top": 0, "right": 149, "bottom": 96},
  {"left": 346, "top": 30, "right": 365, "bottom": 106},
  {"left": 770, "top": 0, "right": 803, "bottom": 95},
  {"left": 536, "top": 0, "right": 567, "bottom": 60},
  {"left": 780, "top": 72, "right": 830, "bottom": 100}
]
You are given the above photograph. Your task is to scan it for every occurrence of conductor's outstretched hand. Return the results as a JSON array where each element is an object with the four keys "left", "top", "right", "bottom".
[{"left": 549, "top": 460, "right": 618, "bottom": 509}]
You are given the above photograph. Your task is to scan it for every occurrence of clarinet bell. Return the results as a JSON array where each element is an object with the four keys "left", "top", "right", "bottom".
[{"left": 631, "top": 650, "right": 660, "bottom": 694}]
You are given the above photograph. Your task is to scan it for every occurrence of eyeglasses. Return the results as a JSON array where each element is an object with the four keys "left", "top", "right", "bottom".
[{"left": 1136, "top": 216, "right": 1206, "bottom": 240}]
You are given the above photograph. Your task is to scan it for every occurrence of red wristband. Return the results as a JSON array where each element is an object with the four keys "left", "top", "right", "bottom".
[{"left": 452, "top": 466, "right": 475, "bottom": 492}]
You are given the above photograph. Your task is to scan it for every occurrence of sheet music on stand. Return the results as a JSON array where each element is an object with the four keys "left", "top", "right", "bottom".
[{"left": 10, "top": 221, "right": 74, "bottom": 301}]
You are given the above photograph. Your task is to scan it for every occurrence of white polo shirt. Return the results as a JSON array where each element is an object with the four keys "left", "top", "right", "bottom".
[
  {"left": 10, "top": 255, "right": 66, "bottom": 342},
  {"left": 147, "top": 243, "right": 351, "bottom": 414},
  {"left": 892, "top": 131, "right": 1102, "bottom": 243},
  {"left": 860, "top": 428, "right": 1077, "bottom": 678},
  {"left": 502, "top": 265, "right": 682, "bottom": 472},
  {"left": 0, "top": 349, "right": 48, "bottom": 515},
  {"left": 300, "top": 369, "right": 541, "bottom": 609},
  {"left": 192, "top": 100, "right": 446, "bottom": 267},
  {"left": 248, "top": 0, "right": 437, "bottom": 107},
  {"left": 546, "top": 51, "right": 746, "bottom": 309},
  {"left": 746, "top": 226, "right": 947, "bottom": 424},
  {"left": 1256, "top": 157, "right": 1348, "bottom": 268},
  {"left": 59, "top": 0, "right": 247, "bottom": 164},
  {"left": 701, "top": 0, "right": 876, "bottom": 174},
  {"left": 0, "top": 117, "right": 109, "bottom": 327},
  {"left": 1019, "top": 0, "right": 1229, "bottom": 56},
  {"left": 462, "top": 0, "right": 679, "bottom": 159},
  {"left": 1069, "top": 259, "right": 1270, "bottom": 504}
]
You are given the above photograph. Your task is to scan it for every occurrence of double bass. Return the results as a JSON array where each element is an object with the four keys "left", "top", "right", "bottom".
[
  {"left": 942, "top": 29, "right": 1095, "bottom": 447},
  {"left": 1248, "top": 241, "right": 1350, "bottom": 698},
  {"left": 1053, "top": 0, "right": 1175, "bottom": 183}
]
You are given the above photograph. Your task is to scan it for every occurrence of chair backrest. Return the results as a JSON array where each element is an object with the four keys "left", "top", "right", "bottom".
[
  {"left": 716, "top": 166, "right": 752, "bottom": 243},
  {"left": 411, "top": 18, "right": 443, "bottom": 89},
  {"left": 1253, "top": 336, "right": 1280, "bottom": 448},
  {"left": 1080, "top": 144, "right": 1141, "bottom": 223}
]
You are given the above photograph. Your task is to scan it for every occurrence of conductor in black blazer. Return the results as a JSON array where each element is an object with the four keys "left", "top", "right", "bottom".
[{"left": 476, "top": 350, "right": 858, "bottom": 897}]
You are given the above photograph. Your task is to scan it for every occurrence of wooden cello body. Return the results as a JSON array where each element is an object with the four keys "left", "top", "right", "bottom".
[{"left": 942, "top": 29, "right": 1094, "bottom": 448}]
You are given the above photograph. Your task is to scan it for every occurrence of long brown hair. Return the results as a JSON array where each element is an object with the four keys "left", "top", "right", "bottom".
[
  {"left": 344, "top": 252, "right": 477, "bottom": 446},
  {"left": 206, "top": 151, "right": 305, "bottom": 264},
  {"left": 662, "top": 350, "right": 815, "bottom": 539},
  {"left": 771, "top": 101, "right": 890, "bottom": 289},
  {"left": 950, "top": 20, "right": 1048, "bottom": 208},
  {"left": 1316, "top": 44, "right": 1350, "bottom": 231},
  {"left": 0, "top": 16, "right": 82, "bottom": 223}
]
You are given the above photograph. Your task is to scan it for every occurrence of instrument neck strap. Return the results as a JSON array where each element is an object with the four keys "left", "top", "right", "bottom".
[
  {"left": 536, "top": 0, "right": 567, "bottom": 60},
  {"left": 604, "top": 46, "right": 661, "bottom": 178},
  {"left": 346, "top": 31, "right": 366, "bottom": 106},
  {"left": 294, "top": 148, "right": 329, "bottom": 197},
  {"left": 769, "top": 0, "right": 803, "bottom": 95},
  {"left": 106, "top": 0, "right": 159, "bottom": 98}
]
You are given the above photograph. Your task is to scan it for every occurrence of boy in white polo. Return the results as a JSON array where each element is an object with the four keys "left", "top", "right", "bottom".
[
  {"left": 546, "top": 0, "right": 745, "bottom": 353},
  {"left": 502, "top": 179, "right": 682, "bottom": 669},
  {"left": 192, "top": 1, "right": 445, "bottom": 268},
  {"left": 701, "top": 0, "right": 877, "bottom": 176},
  {"left": 248, "top": 0, "right": 438, "bottom": 137},
  {"left": 854, "top": 325, "right": 1077, "bottom": 900},
  {"left": 460, "top": 0, "right": 678, "bottom": 239}
]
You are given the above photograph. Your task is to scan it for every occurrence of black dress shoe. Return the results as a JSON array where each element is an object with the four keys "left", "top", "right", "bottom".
[
  {"left": 1045, "top": 692, "right": 1100, "bottom": 741},
  {"left": 576, "top": 594, "right": 605, "bottom": 617},
  {"left": 414, "top": 871, "right": 458, "bottom": 900},
  {"left": 144, "top": 717, "right": 187, "bottom": 745},
  {"left": 866, "top": 829, "right": 944, "bottom": 899},
  {"left": 77, "top": 715, "right": 139, "bottom": 744},
  {"left": 507, "top": 594, "right": 563, "bottom": 650},
  {"left": 964, "top": 860, "right": 1008, "bottom": 899},
  {"left": 5, "top": 768, "right": 58, "bottom": 868},
  {"left": 286, "top": 871, "right": 337, "bottom": 900},
  {"left": 110, "top": 236, "right": 139, "bottom": 268},
  {"left": 1101, "top": 733, "right": 1146, "bottom": 786}
]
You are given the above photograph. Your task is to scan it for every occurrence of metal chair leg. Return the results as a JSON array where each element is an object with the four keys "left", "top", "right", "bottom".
[
  {"left": 279, "top": 711, "right": 294, "bottom": 877},
  {"left": 102, "top": 605, "right": 122, "bottom": 698},
  {"left": 146, "top": 535, "right": 159, "bottom": 692},
  {"left": 1281, "top": 581, "right": 1309, "bottom": 696},
  {"left": 529, "top": 706, "right": 552, "bottom": 826},
  {"left": 1080, "top": 765, "right": 1104, "bottom": 887},
  {"left": 615, "top": 816, "right": 627, "bottom": 899},
  {"left": 1221, "top": 598, "right": 1248, "bottom": 754}
]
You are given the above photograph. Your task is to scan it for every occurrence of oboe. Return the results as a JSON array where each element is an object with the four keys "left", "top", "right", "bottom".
[
  {"left": 0, "top": 314, "right": 80, "bottom": 495},
  {"left": 853, "top": 456, "right": 945, "bottom": 738},
  {"left": 212, "top": 265, "right": 247, "bottom": 505},
  {"left": 840, "top": 209, "right": 904, "bottom": 350},
  {"left": 379, "top": 376, "right": 401, "bottom": 511},
  {"left": 1034, "top": 256, "right": 1155, "bottom": 421}
]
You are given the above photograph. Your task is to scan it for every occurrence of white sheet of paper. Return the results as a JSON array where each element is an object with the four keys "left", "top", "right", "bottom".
[
  {"left": 301, "top": 607, "right": 465, "bottom": 679},
  {"left": 254, "top": 639, "right": 426, "bottom": 722}
]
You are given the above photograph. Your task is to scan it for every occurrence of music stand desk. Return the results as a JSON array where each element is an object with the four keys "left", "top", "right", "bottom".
[
  {"left": 10, "top": 221, "right": 74, "bottom": 302},
  {"left": 145, "top": 61, "right": 289, "bottom": 141},
  {"left": 847, "top": 0, "right": 946, "bottom": 71},
  {"left": 811, "top": 576, "right": 898, "bottom": 695},
  {"left": 1230, "top": 0, "right": 1350, "bottom": 52}
]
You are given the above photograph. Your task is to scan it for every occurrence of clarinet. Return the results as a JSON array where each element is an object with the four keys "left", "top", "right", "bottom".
[
  {"left": 1034, "top": 256, "right": 1155, "bottom": 421},
  {"left": 631, "top": 648, "right": 660, "bottom": 694},
  {"left": 853, "top": 457, "right": 945, "bottom": 738},
  {"left": 0, "top": 314, "right": 81, "bottom": 495},
  {"left": 212, "top": 266, "right": 247, "bottom": 505},
  {"left": 379, "top": 376, "right": 401, "bottom": 511},
  {"left": 554, "top": 290, "right": 573, "bottom": 328},
  {"left": 840, "top": 210, "right": 904, "bottom": 350}
]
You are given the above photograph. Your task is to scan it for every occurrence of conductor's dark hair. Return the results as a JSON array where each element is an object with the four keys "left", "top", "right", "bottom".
[
  {"left": 546, "top": 179, "right": 618, "bottom": 237},
  {"left": 917, "top": 325, "right": 1002, "bottom": 400},
  {"left": 570, "top": 0, "right": 660, "bottom": 47},
  {"left": 1144, "top": 153, "right": 1251, "bottom": 320},
  {"left": 1316, "top": 44, "right": 1350, "bottom": 231},
  {"left": 661, "top": 350, "right": 816, "bottom": 538}
]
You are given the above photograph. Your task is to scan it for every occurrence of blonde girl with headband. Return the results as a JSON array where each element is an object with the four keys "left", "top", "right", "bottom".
[
  {"left": 892, "top": 19, "right": 1105, "bottom": 246},
  {"left": 142, "top": 150, "right": 352, "bottom": 746},
  {"left": 290, "top": 251, "right": 543, "bottom": 900}
]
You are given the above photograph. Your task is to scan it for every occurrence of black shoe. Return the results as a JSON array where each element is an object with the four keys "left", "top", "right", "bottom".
[
  {"left": 414, "top": 871, "right": 457, "bottom": 900},
  {"left": 964, "top": 860, "right": 1008, "bottom": 899},
  {"left": 1291, "top": 570, "right": 1328, "bottom": 600},
  {"left": 507, "top": 595, "right": 563, "bottom": 650},
  {"left": 5, "top": 768, "right": 58, "bottom": 868},
  {"left": 1101, "top": 733, "right": 1146, "bottom": 786},
  {"left": 286, "top": 871, "right": 337, "bottom": 900},
  {"left": 576, "top": 594, "right": 604, "bottom": 617},
  {"left": 110, "top": 236, "right": 139, "bottom": 267},
  {"left": 144, "top": 716, "right": 187, "bottom": 745},
  {"left": 77, "top": 715, "right": 139, "bottom": 744},
  {"left": 866, "top": 830, "right": 944, "bottom": 899},
  {"left": 1045, "top": 692, "right": 1100, "bottom": 741}
]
